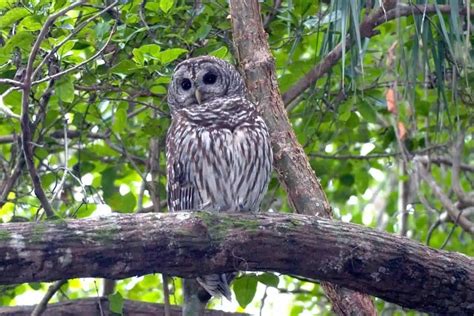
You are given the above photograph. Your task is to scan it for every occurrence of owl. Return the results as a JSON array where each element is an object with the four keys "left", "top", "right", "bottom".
[{"left": 166, "top": 56, "right": 273, "bottom": 301}]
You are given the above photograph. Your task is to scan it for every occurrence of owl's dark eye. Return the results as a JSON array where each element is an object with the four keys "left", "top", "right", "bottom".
[
  {"left": 181, "top": 78, "right": 192, "bottom": 90},
  {"left": 203, "top": 72, "right": 217, "bottom": 85}
]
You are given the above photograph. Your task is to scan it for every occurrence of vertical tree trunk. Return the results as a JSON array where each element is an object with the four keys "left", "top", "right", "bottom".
[{"left": 228, "top": 1, "right": 377, "bottom": 314}]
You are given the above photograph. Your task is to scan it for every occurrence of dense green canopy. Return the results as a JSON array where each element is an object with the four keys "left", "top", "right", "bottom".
[{"left": 0, "top": 1, "right": 472, "bottom": 315}]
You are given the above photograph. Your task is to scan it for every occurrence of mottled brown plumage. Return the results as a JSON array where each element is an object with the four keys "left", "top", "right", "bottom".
[{"left": 166, "top": 56, "right": 273, "bottom": 300}]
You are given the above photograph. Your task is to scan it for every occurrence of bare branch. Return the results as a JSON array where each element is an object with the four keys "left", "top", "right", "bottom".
[
  {"left": 31, "top": 280, "right": 67, "bottom": 316},
  {"left": 0, "top": 157, "right": 24, "bottom": 208},
  {"left": 415, "top": 158, "right": 474, "bottom": 235},
  {"left": 20, "top": 1, "right": 86, "bottom": 219},
  {"left": 263, "top": 0, "right": 282, "bottom": 28},
  {"left": 0, "top": 78, "right": 23, "bottom": 87},
  {"left": 32, "top": 24, "right": 117, "bottom": 86},
  {"left": 31, "top": 1, "right": 119, "bottom": 81},
  {"left": 452, "top": 133, "right": 474, "bottom": 205},
  {"left": 0, "top": 88, "right": 21, "bottom": 120}
]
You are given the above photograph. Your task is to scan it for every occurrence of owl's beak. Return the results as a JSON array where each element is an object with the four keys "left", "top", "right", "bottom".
[{"left": 195, "top": 89, "right": 202, "bottom": 105}]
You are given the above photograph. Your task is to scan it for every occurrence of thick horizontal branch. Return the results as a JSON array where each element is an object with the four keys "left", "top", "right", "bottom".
[
  {"left": 0, "top": 212, "right": 473, "bottom": 314},
  {"left": 0, "top": 297, "right": 247, "bottom": 316}
]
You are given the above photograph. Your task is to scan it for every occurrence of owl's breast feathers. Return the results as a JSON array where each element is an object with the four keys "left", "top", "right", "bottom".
[{"left": 166, "top": 95, "right": 272, "bottom": 213}]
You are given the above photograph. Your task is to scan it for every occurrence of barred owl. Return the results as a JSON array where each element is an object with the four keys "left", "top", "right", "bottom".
[{"left": 166, "top": 56, "right": 273, "bottom": 301}]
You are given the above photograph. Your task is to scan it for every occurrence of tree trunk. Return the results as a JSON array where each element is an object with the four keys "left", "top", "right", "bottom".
[{"left": 228, "top": 0, "right": 378, "bottom": 314}]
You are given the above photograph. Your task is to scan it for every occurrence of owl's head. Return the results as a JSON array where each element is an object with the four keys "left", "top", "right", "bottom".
[{"left": 167, "top": 56, "right": 246, "bottom": 111}]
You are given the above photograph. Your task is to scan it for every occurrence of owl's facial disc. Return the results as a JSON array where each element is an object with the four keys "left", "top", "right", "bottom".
[{"left": 168, "top": 56, "right": 246, "bottom": 111}]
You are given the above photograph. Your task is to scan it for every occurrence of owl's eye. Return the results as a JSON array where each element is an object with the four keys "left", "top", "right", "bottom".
[
  {"left": 203, "top": 72, "right": 217, "bottom": 85},
  {"left": 181, "top": 79, "right": 192, "bottom": 90}
]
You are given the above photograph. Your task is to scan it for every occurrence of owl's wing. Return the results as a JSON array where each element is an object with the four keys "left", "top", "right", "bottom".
[{"left": 166, "top": 117, "right": 199, "bottom": 212}]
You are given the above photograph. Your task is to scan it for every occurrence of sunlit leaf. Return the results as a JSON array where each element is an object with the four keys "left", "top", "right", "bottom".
[
  {"left": 233, "top": 274, "right": 257, "bottom": 308},
  {"left": 56, "top": 76, "right": 75, "bottom": 103},
  {"left": 157, "top": 48, "right": 187, "bottom": 64},
  {"left": 108, "top": 292, "right": 124, "bottom": 315},
  {"left": 0, "top": 7, "right": 29, "bottom": 28},
  {"left": 160, "top": 0, "right": 174, "bottom": 13}
]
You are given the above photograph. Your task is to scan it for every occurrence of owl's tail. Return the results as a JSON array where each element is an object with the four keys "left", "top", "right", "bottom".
[{"left": 196, "top": 273, "right": 236, "bottom": 301}]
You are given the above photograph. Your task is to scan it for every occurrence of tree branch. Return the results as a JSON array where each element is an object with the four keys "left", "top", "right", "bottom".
[
  {"left": 31, "top": 1, "right": 119, "bottom": 82},
  {"left": 32, "top": 23, "right": 117, "bottom": 86},
  {"left": 0, "top": 212, "right": 472, "bottom": 314},
  {"left": 30, "top": 280, "right": 67, "bottom": 316},
  {"left": 415, "top": 158, "right": 474, "bottom": 235},
  {"left": 0, "top": 78, "right": 23, "bottom": 87},
  {"left": 20, "top": 1, "right": 86, "bottom": 219},
  {"left": 0, "top": 297, "right": 248, "bottom": 316},
  {"left": 229, "top": 0, "right": 376, "bottom": 314},
  {"left": 282, "top": 3, "right": 474, "bottom": 105}
]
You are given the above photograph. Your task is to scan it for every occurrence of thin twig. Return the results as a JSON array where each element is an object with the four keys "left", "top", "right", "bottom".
[
  {"left": 162, "top": 274, "right": 171, "bottom": 316},
  {"left": 439, "top": 208, "right": 465, "bottom": 249},
  {"left": 451, "top": 132, "right": 474, "bottom": 205},
  {"left": 415, "top": 158, "right": 474, "bottom": 235},
  {"left": 49, "top": 118, "right": 69, "bottom": 203},
  {"left": 0, "top": 157, "right": 24, "bottom": 208},
  {"left": 31, "top": 280, "right": 67, "bottom": 316},
  {"left": 0, "top": 87, "right": 21, "bottom": 120},
  {"left": 0, "top": 78, "right": 23, "bottom": 87},
  {"left": 32, "top": 23, "right": 117, "bottom": 86},
  {"left": 21, "top": 1, "right": 85, "bottom": 219},
  {"left": 32, "top": 1, "right": 119, "bottom": 81},
  {"left": 263, "top": 0, "right": 282, "bottom": 28}
]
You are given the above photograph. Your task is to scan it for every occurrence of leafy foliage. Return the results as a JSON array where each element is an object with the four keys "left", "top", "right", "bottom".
[{"left": 0, "top": 0, "right": 472, "bottom": 315}]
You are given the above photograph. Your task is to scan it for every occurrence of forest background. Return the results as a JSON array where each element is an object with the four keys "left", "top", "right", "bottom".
[{"left": 0, "top": 0, "right": 472, "bottom": 315}]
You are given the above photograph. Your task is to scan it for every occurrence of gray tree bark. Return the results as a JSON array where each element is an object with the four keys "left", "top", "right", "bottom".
[{"left": 0, "top": 212, "right": 472, "bottom": 314}]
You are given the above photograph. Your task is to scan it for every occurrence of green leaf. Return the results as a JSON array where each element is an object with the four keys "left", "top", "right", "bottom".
[
  {"left": 28, "top": 282, "right": 42, "bottom": 290},
  {"left": 101, "top": 168, "right": 117, "bottom": 199},
  {"left": 54, "top": 0, "right": 67, "bottom": 11},
  {"left": 17, "top": 15, "right": 42, "bottom": 31},
  {"left": 57, "top": 40, "right": 76, "bottom": 58},
  {"left": 2, "top": 31, "right": 34, "bottom": 53},
  {"left": 157, "top": 48, "right": 187, "bottom": 64},
  {"left": 150, "top": 85, "right": 167, "bottom": 94},
  {"left": 106, "top": 192, "right": 137, "bottom": 213},
  {"left": 132, "top": 44, "right": 161, "bottom": 64},
  {"left": 74, "top": 204, "right": 97, "bottom": 218},
  {"left": 160, "top": 0, "right": 174, "bottom": 13},
  {"left": 340, "top": 174, "right": 355, "bottom": 186},
  {"left": 95, "top": 22, "right": 111, "bottom": 40},
  {"left": 209, "top": 46, "right": 228, "bottom": 59},
  {"left": 233, "top": 274, "right": 257, "bottom": 308},
  {"left": 0, "top": 7, "right": 29, "bottom": 28},
  {"left": 0, "top": 0, "right": 16, "bottom": 10},
  {"left": 338, "top": 101, "right": 352, "bottom": 121},
  {"left": 257, "top": 273, "right": 279, "bottom": 288},
  {"left": 358, "top": 100, "right": 377, "bottom": 123},
  {"left": 1, "top": 89, "right": 21, "bottom": 116},
  {"left": 108, "top": 292, "right": 124, "bottom": 315},
  {"left": 55, "top": 76, "right": 75, "bottom": 103},
  {"left": 194, "top": 24, "right": 211, "bottom": 40},
  {"left": 111, "top": 60, "right": 138, "bottom": 75},
  {"left": 112, "top": 103, "right": 128, "bottom": 133},
  {"left": 40, "top": 173, "right": 56, "bottom": 188},
  {"left": 142, "top": 118, "right": 168, "bottom": 136}
]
